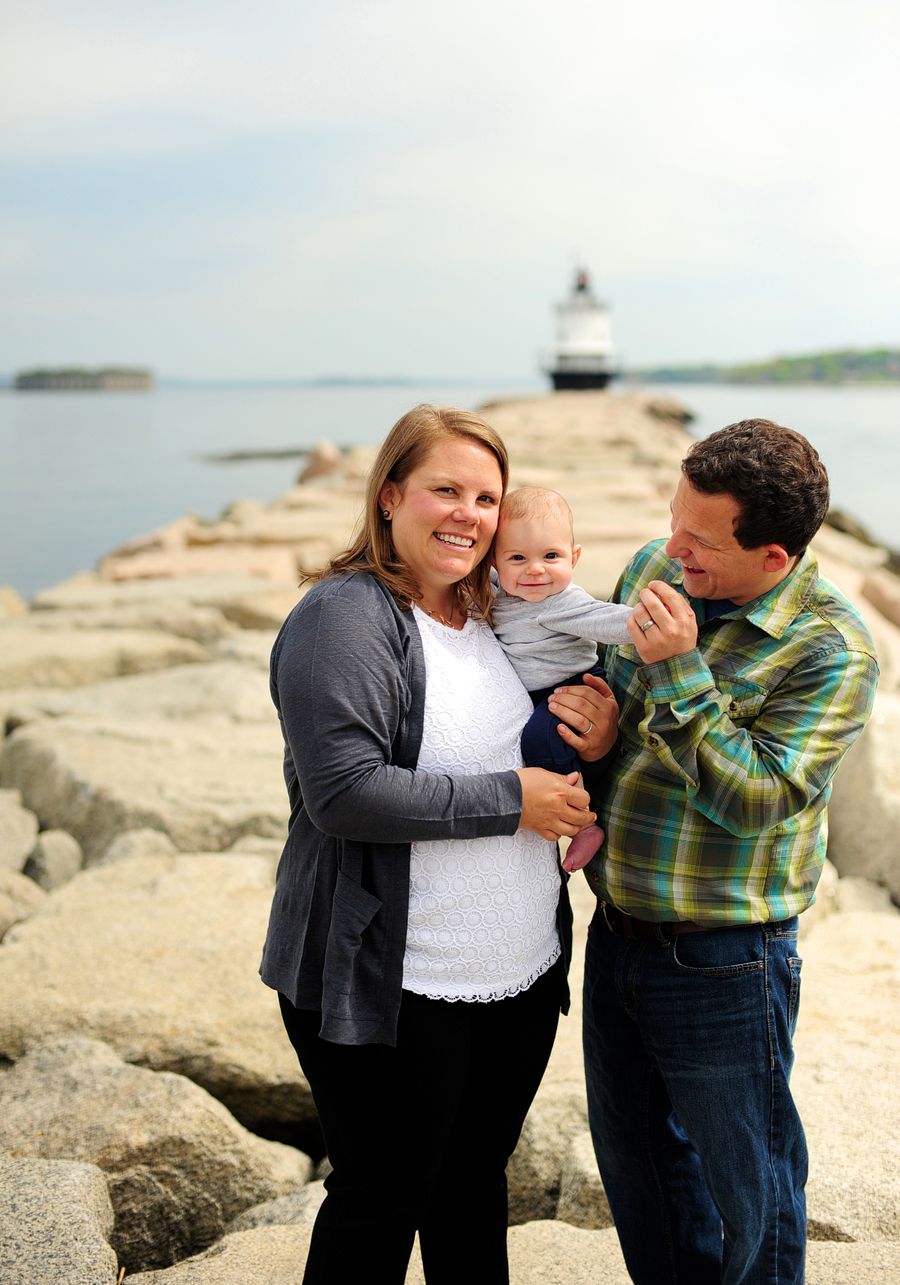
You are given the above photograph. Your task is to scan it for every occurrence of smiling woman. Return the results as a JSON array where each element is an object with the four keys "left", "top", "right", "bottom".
[{"left": 259, "top": 403, "right": 617, "bottom": 1284}]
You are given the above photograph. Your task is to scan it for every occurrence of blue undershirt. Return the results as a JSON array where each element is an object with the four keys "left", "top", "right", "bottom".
[{"left": 703, "top": 598, "right": 738, "bottom": 621}]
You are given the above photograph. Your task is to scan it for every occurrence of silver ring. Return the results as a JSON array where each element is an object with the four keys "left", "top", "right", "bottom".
[
  {"left": 640, "top": 619, "right": 656, "bottom": 632},
  {"left": 586, "top": 721, "right": 593, "bottom": 734}
]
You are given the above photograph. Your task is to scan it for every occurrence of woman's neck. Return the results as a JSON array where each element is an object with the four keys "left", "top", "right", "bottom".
[{"left": 415, "top": 590, "right": 464, "bottom": 630}]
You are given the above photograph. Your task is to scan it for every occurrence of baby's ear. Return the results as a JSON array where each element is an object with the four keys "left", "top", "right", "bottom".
[{"left": 572, "top": 544, "right": 582, "bottom": 569}]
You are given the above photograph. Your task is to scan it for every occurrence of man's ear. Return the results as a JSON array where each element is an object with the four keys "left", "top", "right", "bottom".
[
  {"left": 762, "top": 543, "right": 791, "bottom": 574},
  {"left": 572, "top": 544, "right": 582, "bottom": 569}
]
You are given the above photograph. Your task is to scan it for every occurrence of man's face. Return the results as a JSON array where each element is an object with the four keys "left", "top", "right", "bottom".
[{"left": 665, "top": 476, "right": 790, "bottom": 605}]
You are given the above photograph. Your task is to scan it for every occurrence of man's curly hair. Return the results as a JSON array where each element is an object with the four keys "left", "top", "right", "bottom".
[{"left": 682, "top": 419, "right": 829, "bottom": 556}]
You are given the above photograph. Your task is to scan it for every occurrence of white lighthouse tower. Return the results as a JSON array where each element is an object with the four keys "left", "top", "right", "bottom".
[{"left": 545, "top": 268, "right": 616, "bottom": 390}]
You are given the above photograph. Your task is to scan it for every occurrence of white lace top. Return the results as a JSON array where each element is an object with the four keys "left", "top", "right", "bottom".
[{"left": 402, "top": 607, "right": 561, "bottom": 1002}]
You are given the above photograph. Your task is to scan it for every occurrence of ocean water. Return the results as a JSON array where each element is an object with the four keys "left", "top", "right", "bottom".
[
  {"left": 0, "top": 381, "right": 898, "bottom": 600},
  {"left": 0, "top": 382, "right": 537, "bottom": 600}
]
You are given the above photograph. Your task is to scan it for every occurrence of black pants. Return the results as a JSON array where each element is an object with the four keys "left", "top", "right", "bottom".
[{"left": 278, "top": 957, "right": 564, "bottom": 1285}]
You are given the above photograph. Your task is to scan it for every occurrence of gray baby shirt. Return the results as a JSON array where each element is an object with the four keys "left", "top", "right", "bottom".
[{"left": 491, "top": 581, "right": 634, "bottom": 690}]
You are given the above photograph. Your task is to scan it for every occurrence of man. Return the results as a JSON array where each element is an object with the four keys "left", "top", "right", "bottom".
[{"left": 582, "top": 419, "right": 878, "bottom": 1285}]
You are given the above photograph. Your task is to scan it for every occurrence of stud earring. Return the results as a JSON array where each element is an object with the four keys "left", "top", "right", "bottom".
[{"left": 382, "top": 509, "right": 391, "bottom": 519}]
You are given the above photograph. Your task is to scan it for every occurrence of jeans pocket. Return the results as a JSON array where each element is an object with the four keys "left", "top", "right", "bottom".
[
  {"left": 788, "top": 956, "right": 802, "bottom": 1032},
  {"left": 666, "top": 927, "right": 766, "bottom": 977}
]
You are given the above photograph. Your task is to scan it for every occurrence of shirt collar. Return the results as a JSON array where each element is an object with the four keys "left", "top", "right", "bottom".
[{"left": 672, "top": 549, "right": 819, "bottom": 640}]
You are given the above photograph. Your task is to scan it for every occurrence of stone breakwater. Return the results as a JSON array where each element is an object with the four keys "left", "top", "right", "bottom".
[{"left": 0, "top": 390, "right": 899, "bottom": 1282}]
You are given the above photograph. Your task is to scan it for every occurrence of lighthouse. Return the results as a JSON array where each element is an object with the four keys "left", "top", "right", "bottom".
[{"left": 545, "top": 269, "right": 616, "bottom": 390}]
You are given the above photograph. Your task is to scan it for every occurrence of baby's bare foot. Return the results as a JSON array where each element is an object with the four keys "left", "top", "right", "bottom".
[{"left": 562, "top": 822, "right": 605, "bottom": 873}]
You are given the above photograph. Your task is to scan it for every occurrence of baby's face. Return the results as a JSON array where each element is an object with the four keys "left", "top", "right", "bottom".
[{"left": 493, "top": 512, "right": 581, "bottom": 603}]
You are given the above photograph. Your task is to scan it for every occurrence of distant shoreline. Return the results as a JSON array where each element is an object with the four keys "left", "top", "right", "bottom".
[{"left": 631, "top": 347, "right": 900, "bottom": 386}]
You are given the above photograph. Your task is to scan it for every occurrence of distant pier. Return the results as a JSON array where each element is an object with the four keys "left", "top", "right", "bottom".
[{"left": 14, "top": 367, "right": 155, "bottom": 391}]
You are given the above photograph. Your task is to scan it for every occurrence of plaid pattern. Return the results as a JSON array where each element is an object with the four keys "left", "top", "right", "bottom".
[{"left": 585, "top": 540, "right": 879, "bottom": 924}]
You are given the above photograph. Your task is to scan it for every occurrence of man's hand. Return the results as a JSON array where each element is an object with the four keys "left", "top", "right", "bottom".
[
  {"left": 548, "top": 671, "right": 619, "bottom": 762},
  {"left": 626, "top": 580, "right": 698, "bottom": 663}
]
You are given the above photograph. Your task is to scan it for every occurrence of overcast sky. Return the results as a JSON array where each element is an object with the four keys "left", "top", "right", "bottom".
[{"left": 2, "top": 0, "right": 898, "bottom": 379}]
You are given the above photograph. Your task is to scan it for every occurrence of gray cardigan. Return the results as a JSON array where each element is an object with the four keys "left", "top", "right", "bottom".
[{"left": 259, "top": 572, "right": 575, "bottom": 1046}]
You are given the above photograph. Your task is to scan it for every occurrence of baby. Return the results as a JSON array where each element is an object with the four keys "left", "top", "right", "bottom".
[{"left": 491, "top": 487, "right": 633, "bottom": 872}]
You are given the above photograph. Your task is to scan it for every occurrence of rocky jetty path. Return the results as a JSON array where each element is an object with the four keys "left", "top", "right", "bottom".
[{"left": 1, "top": 391, "right": 899, "bottom": 1282}]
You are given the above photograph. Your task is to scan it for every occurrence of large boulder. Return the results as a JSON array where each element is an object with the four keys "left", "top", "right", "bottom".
[
  {"left": 123, "top": 1222, "right": 629, "bottom": 1285},
  {"left": 861, "top": 566, "right": 900, "bottom": 631},
  {"left": 96, "top": 827, "right": 178, "bottom": 865},
  {"left": 0, "top": 659, "right": 276, "bottom": 730},
  {"left": 557, "top": 1130, "right": 613, "bottom": 1230},
  {"left": 122, "top": 1221, "right": 900, "bottom": 1284},
  {"left": 827, "top": 692, "right": 900, "bottom": 897},
  {"left": 225, "top": 1180, "right": 326, "bottom": 1234},
  {"left": 508, "top": 1080, "right": 589, "bottom": 1223},
  {"left": 0, "top": 1155, "right": 117, "bottom": 1285},
  {"left": 0, "top": 868, "right": 46, "bottom": 940},
  {"left": 508, "top": 874, "right": 595, "bottom": 1223},
  {"left": 0, "top": 713, "right": 287, "bottom": 862},
  {"left": 793, "top": 903, "right": 900, "bottom": 1242},
  {"left": 0, "top": 624, "right": 208, "bottom": 690},
  {"left": 0, "top": 788, "right": 38, "bottom": 871},
  {"left": 0, "top": 854, "right": 314, "bottom": 1135},
  {"left": 0, "top": 585, "right": 27, "bottom": 618},
  {"left": 14, "top": 600, "right": 234, "bottom": 644},
  {"left": 0, "top": 1039, "right": 310, "bottom": 1273},
  {"left": 22, "top": 827, "right": 83, "bottom": 889},
  {"left": 125, "top": 1226, "right": 315, "bottom": 1284},
  {"left": 31, "top": 572, "right": 300, "bottom": 614}
]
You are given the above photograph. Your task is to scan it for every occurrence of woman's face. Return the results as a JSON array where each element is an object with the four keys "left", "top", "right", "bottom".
[{"left": 380, "top": 437, "right": 503, "bottom": 599}]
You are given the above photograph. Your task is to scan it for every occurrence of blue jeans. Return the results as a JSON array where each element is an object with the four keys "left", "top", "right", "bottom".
[{"left": 583, "top": 908, "right": 807, "bottom": 1285}]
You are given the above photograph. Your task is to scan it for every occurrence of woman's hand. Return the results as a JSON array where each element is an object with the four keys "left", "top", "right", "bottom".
[
  {"left": 547, "top": 672, "right": 619, "bottom": 763},
  {"left": 516, "top": 768, "right": 596, "bottom": 841}
]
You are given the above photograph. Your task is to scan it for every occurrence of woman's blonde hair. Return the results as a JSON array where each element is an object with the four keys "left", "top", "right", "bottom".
[{"left": 309, "top": 403, "right": 509, "bottom": 619}]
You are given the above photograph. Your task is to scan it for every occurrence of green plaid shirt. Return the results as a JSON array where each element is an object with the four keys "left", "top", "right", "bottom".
[{"left": 584, "top": 540, "right": 879, "bottom": 924}]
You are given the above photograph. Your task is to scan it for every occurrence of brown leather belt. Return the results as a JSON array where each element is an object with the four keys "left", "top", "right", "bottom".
[{"left": 600, "top": 902, "right": 712, "bottom": 941}]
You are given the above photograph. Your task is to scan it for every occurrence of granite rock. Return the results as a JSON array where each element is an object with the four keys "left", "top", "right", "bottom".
[
  {"left": 508, "top": 1080, "right": 589, "bottom": 1224},
  {"left": 0, "top": 624, "right": 209, "bottom": 690},
  {"left": 31, "top": 572, "right": 300, "bottom": 614},
  {"left": 99, "top": 544, "right": 299, "bottom": 583},
  {"left": 557, "top": 1130, "right": 613, "bottom": 1230},
  {"left": 0, "top": 1155, "right": 117, "bottom": 1285},
  {"left": 22, "top": 827, "right": 83, "bottom": 889},
  {"left": 0, "top": 586, "right": 27, "bottom": 618},
  {"left": 0, "top": 869, "right": 46, "bottom": 941},
  {"left": 225, "top": 1180, "right": 326, "bottom": 1233},
  {"left": 0, "top": 788, "right": 39, "bottom": 872},
  {"left": 123, "top": 1221, "right": 633, "bottom": 1285},
  {"left": 861, "top": 566, "right": 900, "bottom": 631},
  {"left": 0, "top": 1039, "right": 310, "bottom": 1273},
  {"left": 8, "top": 601, "right": 234, "bottom": 644},
  {"left": 799, "top": 857, "right": 840, "bottom": 939},
  {"left": 0, "top": 855, "right": 314, "bottom": 1133},
  {"left": 827, "top": 693, "right": 900, "bottom": 898},
  {"left": 96, "top": 827, "right": 178, "bottom": 865},
  {"left": 0, "top": 713, "right": 287, "bottom": 862},
  {"left": 794, "top": 907, "right": 900, "bottom": 1242},
  {"left": 121, "top": 1221, "right": 900, "bottom": 1285},
  {"left": 0, "top": 659, "right": 276, "bottom": 729}
]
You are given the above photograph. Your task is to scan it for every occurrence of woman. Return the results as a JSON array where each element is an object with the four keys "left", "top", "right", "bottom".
[{"left": 261, "top": 405, "right": 618, "bottom": 1284}]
